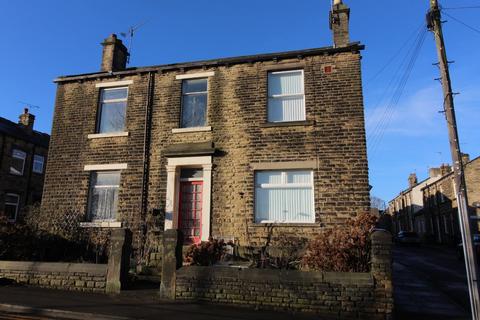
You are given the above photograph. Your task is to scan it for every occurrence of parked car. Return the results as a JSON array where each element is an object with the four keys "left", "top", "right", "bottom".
[
  {"left": 456, "top": 234, "right": 480, "bottom": 260},
  {"left": 396, "top": 231, "right": 421, "bottom": 245}
]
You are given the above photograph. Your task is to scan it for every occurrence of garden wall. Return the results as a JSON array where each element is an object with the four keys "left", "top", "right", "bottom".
[
  {"left": 0, "top": 261, "right": 106, "bottom": 292},
  {"left": 161, "top": 229, "right": 393, "bottom": 319},
  {"left": 0, "top": 228, "right": 131, "bottom": 294}
]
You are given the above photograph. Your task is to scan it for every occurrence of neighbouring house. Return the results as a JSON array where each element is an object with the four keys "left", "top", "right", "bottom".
[
  {"left": 41, "top": 0, "right": 370, "bottom": 267},
  {"left": 388, "top": 154, "right": 480, "bottom": 244},
  {"left": 0, "top": 108, "right": 50, "bottom": 222},
  {"left": 421, "top": 155, "right": 480, "bottom": 244}
]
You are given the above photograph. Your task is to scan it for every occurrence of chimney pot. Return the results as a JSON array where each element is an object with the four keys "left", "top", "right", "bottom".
[
  {"left": 408, "top": 173, "right": 418, "bottom": 188},
  {"left": 100, "top": 34, "right": 129, "bottom": 72}
]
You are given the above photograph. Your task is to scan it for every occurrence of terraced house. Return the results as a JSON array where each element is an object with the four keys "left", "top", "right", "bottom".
[
  {"left": 0, "top": 109, "right": 49, "bottom": 222},
  {"left": 41, "top": 0, "right": 370, "bottom": 263}
]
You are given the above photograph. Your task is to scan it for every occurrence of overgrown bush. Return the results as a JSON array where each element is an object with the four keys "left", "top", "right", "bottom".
[
  {"left": 301, "top": 212, "right": 377, "bottom": 272},
  {"left": 183, "top": 238, "right": 230, "bottom": 266},
  {"left": 0, "top": 204, "right": 110, "bottom": 263}
]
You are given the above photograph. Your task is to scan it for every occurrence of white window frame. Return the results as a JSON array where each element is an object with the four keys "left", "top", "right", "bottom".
[
  {"left": 32, "top": 154, "right": 45, "bottom": 174},
  {"left": 267, "top": 69, "right": 306, "bottom": 123},
  {"left": 180, "top": 78, "right": 208, "bottom": 128},
  {"left": 87, "top": 171, "right": 121, "bottom": 222},
  {"left": 254, "top": 170, "right": 315, "bottom": 224},
  {"left": 5, "top": 193, "right": 20, "bottom": 222},
  {"left": 97, "top": 87, "right": 129, "bottom": 134},
  {"left": 10, "top": 149, "right": 27, "bottom": 176}
]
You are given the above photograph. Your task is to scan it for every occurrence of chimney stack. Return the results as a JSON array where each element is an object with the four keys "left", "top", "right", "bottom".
[
  {"left": 408, "top": 173, "right": 418, "bottom": 188},
  {"left": 18, "top": 108, "right": 35, "bottom": 132},
  {"left": 329, "top": 0, "right": 350, "bottom": 48},
  {"left": 440, "top": 163, "right": 452, "bottom": 176},
  {"left": 100, "top": 34, "right": 129, "bottom": 72},
  {"left": 461, "top": 153, "right": 470, "bottom": 164},
  {"left": 429, "top": 167, "right": 441, "bottom": 178}
]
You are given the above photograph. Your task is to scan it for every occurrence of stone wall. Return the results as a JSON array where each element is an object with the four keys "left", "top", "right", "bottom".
[
  {"left": 0, "top": 261, "right": 106, "bottom": 292},
  {"left": 176, "top": 268, "right": 377, "bottom": 318},
  {"left": 162, "top": 229, "right": 393, "bottom": 319}
]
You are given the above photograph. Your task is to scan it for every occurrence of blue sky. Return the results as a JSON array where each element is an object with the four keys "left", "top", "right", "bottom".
[{"left": 0, "top": 0, "right": 478, "bottom": 203}]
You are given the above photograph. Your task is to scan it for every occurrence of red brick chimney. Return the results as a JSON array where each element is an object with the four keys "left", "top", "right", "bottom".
[
  {"left": 18, "top": 108, "right": 35, "bottom": 132},
  {"left": 329, "top": 0, "right": 350, "bottom": 48},
  {"left": 100, "top": 34, "right": 129, "bottom": 72}
]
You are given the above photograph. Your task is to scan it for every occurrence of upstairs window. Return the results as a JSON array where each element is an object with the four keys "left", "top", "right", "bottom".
[
  {"left": 181, "top": 79, "right": 207, "bottom": 128},
  {"left": 10, "top": 149, "right": 26, "bottom": 176},
  {"left": 255, "top": 170, "right": 314, "bottom": 223},
  {"left": 97, "top": 87, "right": 128, "bottom": 133},
  {"left": 267, "top": 70, "right": 305, "bottom": 122},
  {"left": 5, "top": 193, "right": 20, "bottom": 222},
  {"left": 33, "top": 154, "right": 45, "bottom": 174},
  {"left": 88, "top": 171, "right": 120, "bottom": 221}
]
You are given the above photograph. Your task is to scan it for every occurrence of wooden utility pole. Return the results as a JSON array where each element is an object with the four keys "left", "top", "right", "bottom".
[{"left": 427, "top": 1, "right": 480, "bottom": 318}]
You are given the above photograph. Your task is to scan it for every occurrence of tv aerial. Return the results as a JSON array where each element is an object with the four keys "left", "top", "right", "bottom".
[
  {"left": 18, "top": 101, "right": 40, "bottom": 110},
  {"left": 120, "top": 21, "right": 148, "bottom": 65}
]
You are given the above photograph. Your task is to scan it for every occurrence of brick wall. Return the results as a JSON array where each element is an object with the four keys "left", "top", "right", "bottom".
[
  {"left": 42, "top": 45, "right": 369, "bottom": 262},
  {"left": 0, "top": 261, "right": 106, "bottom": 292}
]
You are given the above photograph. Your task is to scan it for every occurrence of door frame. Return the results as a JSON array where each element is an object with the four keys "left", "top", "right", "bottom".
[{"left": 164, "top": 156, "right": 212, "bottom": 242}]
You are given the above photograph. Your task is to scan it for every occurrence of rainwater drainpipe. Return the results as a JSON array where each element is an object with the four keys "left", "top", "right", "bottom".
[{"left": 139, "top": 71, "right": 155, "bottom": 259}]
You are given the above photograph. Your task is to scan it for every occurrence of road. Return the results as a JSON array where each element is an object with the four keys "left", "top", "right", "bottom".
[{"left": 394, "top": 244, "right": 471, "bottom": 319}]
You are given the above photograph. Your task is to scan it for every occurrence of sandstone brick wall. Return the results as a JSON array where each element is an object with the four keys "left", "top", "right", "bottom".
[
  {"left": 0, "top": 261, "right": 107, "bottom": 292},
  {"left": 42, "top": 45, "right": 369, "bottom": 261},
  {"left": 176, "top": 268, "right": 379, "bottom": 318}
]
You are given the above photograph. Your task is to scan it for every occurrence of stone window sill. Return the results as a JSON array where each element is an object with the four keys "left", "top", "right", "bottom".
[
  {"left": 172, "top": 126, "right": 212, "bottom": 134},
  {"left": 260, "top": 120, "right": 314, "bottom": 128},
  {"left": 87, "top": 132, "right": 129, "bottom": 139},
  {"left": 79, "top": 221, "right": 122, "bottom": 228},
  {"left": 251, "top": 222, "right": 317, "bottom": 227}
]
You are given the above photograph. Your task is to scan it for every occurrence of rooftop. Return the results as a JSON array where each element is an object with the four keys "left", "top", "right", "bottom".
[
  {"left": 0, "top": 117, "right": 50, "bottom": 148},
  {"left": 54, "top": 43, "right": 364, "bottom": 83}
]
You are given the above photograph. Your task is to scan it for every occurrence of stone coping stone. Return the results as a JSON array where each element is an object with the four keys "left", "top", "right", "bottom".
[
  {"left": 0, "top": 261, "right": 107, "bottom": 276},
  {"left": 177, "top": 266, "right": 373, "bottom": 285}
]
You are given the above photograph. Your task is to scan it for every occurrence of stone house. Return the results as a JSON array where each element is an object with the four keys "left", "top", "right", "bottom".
[
  {"left": 41, "top": 0, "right": 370, "bottom": 264},
  {"left": 388, "top": 154, "right": 479, "bottom": 244},
  {"left": 421, "top": 155, "right": 480, "bottom": 244},
  {"left": 387, "top": 166, "right": 445, "bottom": 235},
  {"left": 0, "top": 109, "right": 50, "bottom": 222}
]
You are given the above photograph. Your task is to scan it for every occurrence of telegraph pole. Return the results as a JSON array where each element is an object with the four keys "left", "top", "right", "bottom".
[{"left": 427, "top": 1, "right": 480, "bottom": 318}]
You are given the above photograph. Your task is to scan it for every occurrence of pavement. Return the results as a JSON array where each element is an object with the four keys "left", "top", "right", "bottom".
[
  {"left": 393, "top": 244, "right": 471, "bottom": 320},
  {"left": 0, "top": 281, "right": 318, "bottom": 320}
]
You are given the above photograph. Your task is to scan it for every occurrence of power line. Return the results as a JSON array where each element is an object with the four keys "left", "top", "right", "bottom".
[
  {"left": 442, "top": 11, "right": 480, "bottom": 35},
  {"left": 442, "top": 6, "right": 480, "bottom": 10}
]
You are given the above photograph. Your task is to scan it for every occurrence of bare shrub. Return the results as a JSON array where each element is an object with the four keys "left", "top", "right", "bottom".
[
  {"left": 184, "top": 238, "right": 230, "bottom": 266},
  {"left": 301, "top": 212, "right": 377, "bottom": 272}
]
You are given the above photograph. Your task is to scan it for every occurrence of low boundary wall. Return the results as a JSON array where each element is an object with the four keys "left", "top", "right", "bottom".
[
  {"left": 161, "top": 229, "right": 393, "bottom": 319},
  {"left": 0, "top": 228, "right": 132, "bottom": 294},
  {"left": 0, "top": 261, "right": 107, "bottom": 292}
]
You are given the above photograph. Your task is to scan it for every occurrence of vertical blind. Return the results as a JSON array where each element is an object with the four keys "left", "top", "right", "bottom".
[
  {"left": 255, "top": 170, "right": 314, "bottom": 223},
  {"left": 89, "top": 171, "right": 120, "bottom": 221},
  {"left": 181, "top": 79, "right": 208, "bottom": 128},
  {"left": 267, "top": 70, "right": 305, "bottom": 122}
]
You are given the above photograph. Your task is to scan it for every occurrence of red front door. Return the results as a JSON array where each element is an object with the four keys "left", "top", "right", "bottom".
[{"left": 178, "top": 181, "right": 203, "bottom": 244}]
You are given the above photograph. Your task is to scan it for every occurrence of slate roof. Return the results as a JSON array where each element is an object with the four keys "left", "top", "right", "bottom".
[{"left": 0, "top": 117, "right": 50, "bottom": 148}]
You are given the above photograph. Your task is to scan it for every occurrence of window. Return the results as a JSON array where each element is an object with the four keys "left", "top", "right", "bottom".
[
  {"left": 88, "top": 171, "right": 120, "bottom": 221},
  {"left": 255, "top": 170, "right": 314, "bottom": 223},
  {"left": 97, "top": 87, "right": 128, "bottom": 133},
  {"left": 267, "top": 70, "right": 305, "bottom": 122},
  {"left": 181, "top": 78, "right": 208, "bottom": 128},
  {"left": 33, "top": 154, "right": 45, "bottom": 174},
  {"left": 10, "top": 149, "right": 26, "bottom": 175},
  {"left": 4, "top": 193, "right": 20, "bottom": 222}
]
